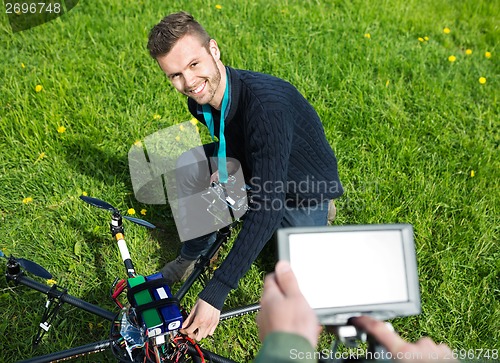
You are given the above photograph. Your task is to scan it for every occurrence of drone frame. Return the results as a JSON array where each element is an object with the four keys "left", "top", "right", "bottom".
[{"left": 5, "top": 196, "right": 260, "bottom": 363}]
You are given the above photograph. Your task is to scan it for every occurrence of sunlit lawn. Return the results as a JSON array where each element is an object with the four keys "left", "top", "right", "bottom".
[{"left": 0, "top": 0, "right": 498, "bottom": 362}]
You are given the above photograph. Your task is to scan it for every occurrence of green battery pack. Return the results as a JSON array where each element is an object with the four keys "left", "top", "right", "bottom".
[{"left": 127, "top": 275, "right": 162, "bottom": 330}]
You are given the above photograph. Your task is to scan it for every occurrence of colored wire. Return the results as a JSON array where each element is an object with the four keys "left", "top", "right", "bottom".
[
  {"left": 111, "top": 279, "right": 127, "bottom": 308},
  {"left": 153, "top": 345, "right": 161, "bottom": 363},
  {"left": 172, "top": 335, "right": 205, "bottom": 363}
]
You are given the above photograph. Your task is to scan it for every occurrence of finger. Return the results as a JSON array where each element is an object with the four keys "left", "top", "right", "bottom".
[
  {"left": 194, "top": 326, "right": 207, "bottom": 341},
  {"left": 262, "top": 272, "right": 277, "bottom": 289},
  {"left": 179, "top": 324, "right": 195, "bottom": 337},
  {"left": 208, "top": 321, "right": 218, "bottom": 336},
  {"left": 274, "top": 261, "right": 302, "bottom": 297},
  {"left": 182, "top": 310, "right": 194, "bottom": 329},
  {"left": 414, "top": 337, "right": 436, "bottom": 349},
  {"left": 206, "top": 311, "right": 220, "bottom": 337},
  {"left": 255, "top": 311, "right": 263, "bottom": 329},
  {"left": 351, "top": 316, "right": 407, "bottom": 354},
  {"left": 181, "top": 308, "right": 200, "bottom": 336},
  {"left": 260, "top": 273, "right": 280, "bottom": 300},
  {"left": 184, "top": 329, "right": 198, "bottom": 340},
  {"left": 181, "top": 322, "right": 199, "bottom": 339},
  {"left": 194, "top": 319, "right": 215, "bottom": 341}
]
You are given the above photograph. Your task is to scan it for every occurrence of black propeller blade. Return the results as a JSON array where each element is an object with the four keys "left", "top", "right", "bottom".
[
  {"left": 0, "top": 250, "right": 53, "bottom": 279},
  {"left": 123, "top": 216, "right": 156, "bottom": 229},
  {"left": 79, "top": 195, "right": 156, "bottom": 229},
  {"left": 79, "top": 195, "right": 116, "bottom": 212}
]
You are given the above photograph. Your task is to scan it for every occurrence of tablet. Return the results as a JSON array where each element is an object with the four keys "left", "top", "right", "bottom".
[{"left": 277, "top": 224, "right": 420, "bottom": 325}]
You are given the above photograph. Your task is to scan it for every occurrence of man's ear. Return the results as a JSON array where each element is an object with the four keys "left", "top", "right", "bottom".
[{"left": 209, "top": 39, "right": 220, "bottom": 61}]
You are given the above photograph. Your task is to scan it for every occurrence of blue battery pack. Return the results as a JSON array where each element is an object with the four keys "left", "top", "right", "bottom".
[{"left": 145, "top": 272, "right": 183, "bottom": 334}]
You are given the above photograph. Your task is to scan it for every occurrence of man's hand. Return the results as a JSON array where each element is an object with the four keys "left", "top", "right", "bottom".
[
  {"left": 209, "top": 171, "right": 219, "bottom": 185},
  {"left": 256, "top": 261, "right": 321, "bottom": 348},
  {"left": 181, "top": 298, "right": 220, "bottom": 341},
  {"left": 352, "top": 316, "right": 458, "bottom": 362}
]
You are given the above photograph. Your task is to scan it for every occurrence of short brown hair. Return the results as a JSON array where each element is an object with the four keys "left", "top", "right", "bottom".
[{"left": 147, "top": 11, "right": 211, "bottom": 59}]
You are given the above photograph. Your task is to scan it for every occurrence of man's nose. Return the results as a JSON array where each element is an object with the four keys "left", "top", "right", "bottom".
[{"left": 184, "top": 70, "right": 197, "bottom": 89}]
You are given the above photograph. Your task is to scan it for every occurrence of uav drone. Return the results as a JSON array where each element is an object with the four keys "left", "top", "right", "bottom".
[{"left": 4, "top": 195, "right": 259, "bottom": 363}]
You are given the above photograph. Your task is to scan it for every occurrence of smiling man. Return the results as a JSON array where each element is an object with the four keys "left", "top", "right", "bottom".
[
  {"left": 160, "top": 33, "right": 223, "bottom": 107},
  {"left": 147, "top": 11, "right": 343, "bottom": 340}
]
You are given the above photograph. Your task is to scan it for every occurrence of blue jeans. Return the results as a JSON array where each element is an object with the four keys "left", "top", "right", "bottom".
[{"left": 180, "top": 199, "right": 330, "bottom": 260}]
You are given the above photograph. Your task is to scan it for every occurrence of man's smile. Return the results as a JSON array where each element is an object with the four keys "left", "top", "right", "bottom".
[{"left": 190, "top": 81, "right": 206, "bottom": 95}]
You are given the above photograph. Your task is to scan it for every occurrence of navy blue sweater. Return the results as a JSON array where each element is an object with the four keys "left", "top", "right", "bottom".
[{"left": 188, "top": 67, "right": 343, "bottom": 310}]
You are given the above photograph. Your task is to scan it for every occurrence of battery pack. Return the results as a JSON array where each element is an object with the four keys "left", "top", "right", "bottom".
[
  {"left": 127, "top": 273, "right": 183, "bottom": 337},
  {"left": 146, "top": 273, "right": 183, "bottom": 332}
]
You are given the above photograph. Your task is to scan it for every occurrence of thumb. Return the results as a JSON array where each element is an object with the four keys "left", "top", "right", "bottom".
[
  {"left": 274, "top": 260, "right": 302, "bottom": 297},
  {"left": 182, "top": 307, "right": 196, "bottom": 329}
]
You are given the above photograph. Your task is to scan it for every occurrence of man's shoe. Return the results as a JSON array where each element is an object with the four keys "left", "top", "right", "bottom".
[
  {"left": 328, "top": 199, "right": 337, "bottom": 224},
  {"left": 161, "top": 255, "right": 197, "bottom": 285}
]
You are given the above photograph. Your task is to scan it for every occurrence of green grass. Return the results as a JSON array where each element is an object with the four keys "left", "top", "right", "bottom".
[{"left": 0, "top": 0, "right": 498, "bottom": 362}]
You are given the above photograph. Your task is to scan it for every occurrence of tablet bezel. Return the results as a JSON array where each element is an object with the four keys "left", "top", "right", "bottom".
[{"left": 277, "top": 224, "right": 421, "bottom": 325}]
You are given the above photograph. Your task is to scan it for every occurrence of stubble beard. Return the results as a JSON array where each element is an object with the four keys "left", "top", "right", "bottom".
[{"left": 189, "top": 61, "right": 222, "bottom": 107}]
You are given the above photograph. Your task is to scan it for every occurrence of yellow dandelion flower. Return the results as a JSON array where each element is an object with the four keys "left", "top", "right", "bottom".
[
  {"left": 190, "top": 118, "right": 198, "bottom": 125},
  {"left": 443, "top": 27, "right": 451, "bottom": 34},
  {"left": 134, "top": 140, "right": 142, "bottom": 147},
  {"left": 57, "top": 126, "right": 66, "bottom": 133},
  {"left": 175, "top": 135, "right": 180, "bottom": 142},
  {"left": 215, "top": 4, "right": 222, "bottom": 10},
  {"left": 418, "top": 37, "right": 424, "bottom": 42},
  {"left": 82, "top": 191, "right": 88, "bottom": 196},
  {"left": 21, "top": 63, "right": 25, "bottom": 68},
  {"left": 35, "top": 85, "right": 43, "bottom": 92},
  {"left": 140, "top": 209, "right": 147, "bottom": 215},
  {"left": 23, "top": 197, "right": 33, "bottom": 204},
  {"left": 485, "top": 51, "right": 491, "bottom": 58},
  {"left": 364, "top": 33, "right": 371, "bottom": 39},
  {"left": 39, "top": 152, "right": 46, "bottom": 159},
  {"left": 153, "top": 114, "right": 161, "bottom": 120},
  {"left": 179, "top": 125, "right": 185, "bottom": 131},
  {"left": 35, "top": 152, "right": 46, "bottom": 163},
  {"left": 479, "top": 77, "right": 486, "bottom": 84},
  {"left": 46, "top": 279, "right": 57, "bottom": 285},
  {"left": 127, "top": 208, "right": 136, "bottom": 215},
  {"left": 470, "top": 170, "right": 475, "bottom": 177},
  {"left": 448, "top": 55, "right": 456, "bottom": 62},
  {"left": 465, "top": 49, "right": 472, "bottom": 55},
  {"left": 424, "top": 36, "right": 429, "bottom": 41}
]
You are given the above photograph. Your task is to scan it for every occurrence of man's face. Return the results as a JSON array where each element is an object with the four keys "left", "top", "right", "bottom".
[{"left": 156, "top": 34, "right": 222, "bottom": 107}]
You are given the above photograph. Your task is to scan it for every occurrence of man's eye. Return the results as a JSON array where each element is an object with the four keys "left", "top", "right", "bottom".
[{"left": 191, "top": 62, "right": 198, "bottom": 67}]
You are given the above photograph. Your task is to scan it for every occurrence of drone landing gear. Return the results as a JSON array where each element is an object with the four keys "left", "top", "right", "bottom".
[{"left": 33, "top": 284, "right": 68, "bottom": 346}]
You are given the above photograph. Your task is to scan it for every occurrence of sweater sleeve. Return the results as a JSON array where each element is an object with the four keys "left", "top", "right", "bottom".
[
  {"left": 198, "top": 109, "right": 294, "bottom": 309},
  {"left": 254, "top": 332, "right": 318, "bottom": 363}
]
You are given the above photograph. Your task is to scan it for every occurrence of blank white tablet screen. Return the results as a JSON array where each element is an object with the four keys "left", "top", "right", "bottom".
[{"left": 288, "top": 230, "right": 408, "bottom": 309}]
